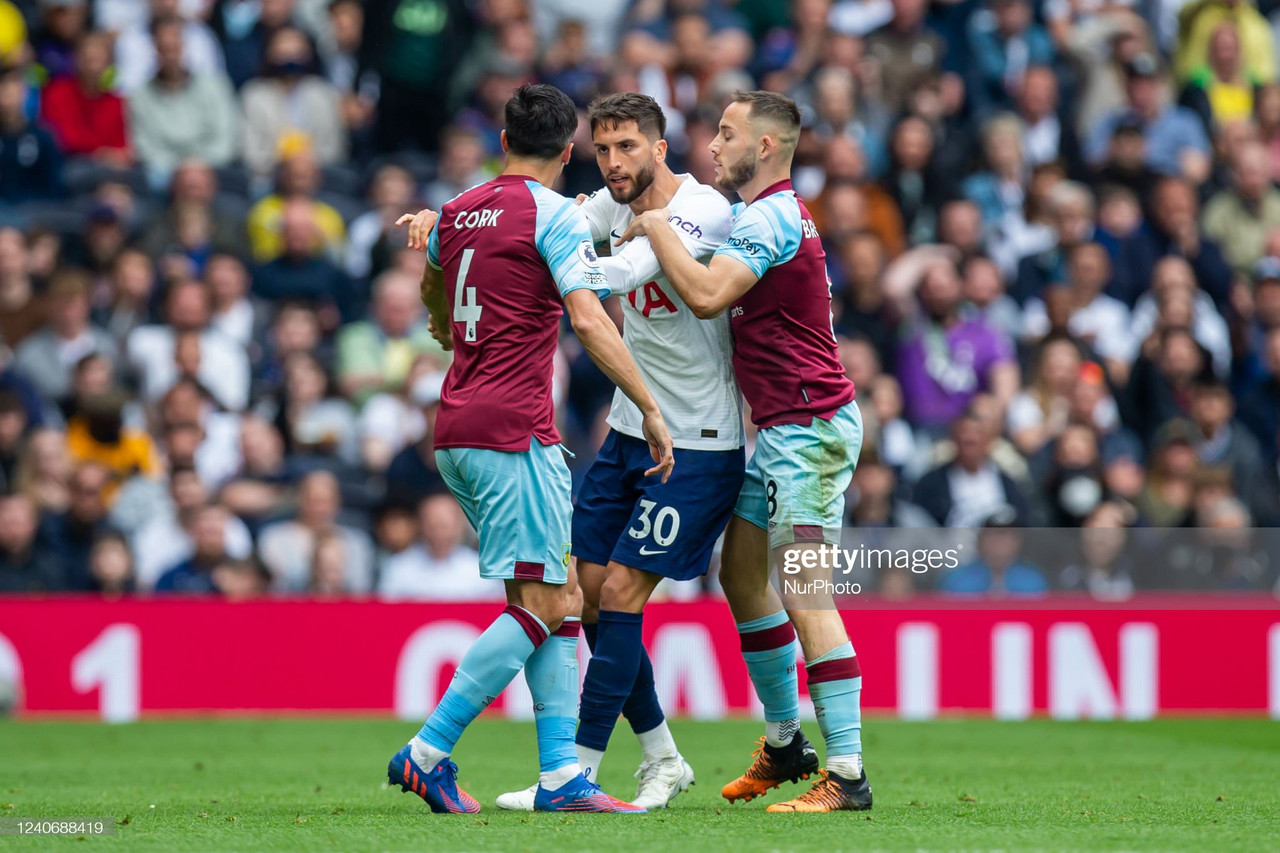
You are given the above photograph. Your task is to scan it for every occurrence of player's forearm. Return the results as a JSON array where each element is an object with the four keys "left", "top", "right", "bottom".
[
  {"left": 419, "top": 263, "right": 450, "bottom": 330},
  {"left": 571, "top": 305, "right": 660, "bottom": 417},
  {"left": 646, "top": 220, "right": 725, "bottom": 318}
]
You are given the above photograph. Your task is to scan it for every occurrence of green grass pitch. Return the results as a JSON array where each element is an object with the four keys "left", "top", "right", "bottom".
[{"left": 1, "top": 717, "right": 1277, "bottom": 851}]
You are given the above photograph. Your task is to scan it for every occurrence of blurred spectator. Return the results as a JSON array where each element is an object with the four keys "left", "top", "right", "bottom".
[
  {"left": 251, "top": 197, "right": 353, "bottom": 320},
  {"left": 130, "top": 465, "right": 253, "bottom": 587},
  {"left": 14, "top": 268, "right": 117, "bottom": 404},
  {"left": 154, "top": 503, "right": 236, "bottom": 592},
  {"left": 1181, "top": 22, "right": 1258, "bottom": 129},
  {"left": 383, "top": 382, "right": 449, "bottom": 509},
  {"left": 377, "top": 494, "right": 494, "bottom": 600},
  {"left": 1041, "top": 422, "right": 1107, "bottom": 525},
  {"left": 1058, "top": 501, "right": 1137, "bottom": 599},
  {"left": 914, "top": 412, "right": 1032, "bottom": 526},
  {"left": 1239, "top": 326, "right": 1280, "bottom": 451},
  {"left": 142, "top": 160, "right": 243, "bottom": 267},
  {"left": 269, "top": 351, "right": 358, "bottom": 465},
  {"left": 156, "top": 377, "right": 243, "bottom": 488},
  {"left": 335, "top": 269, "right": 447, "bottom": 407},
  {"left": 887, "top": 251, "right": 1019, "bottom": 433},
  {"left": 126, "top": 278, "right": 250, "bottom": 411},
  {"left": 32, "top": 0, "right": 89, "bottom": 81},
  {"left": 307, "top": 529, "right": 348, "bottom": 594},
  {"left": 1020, "top": 243, "right": 1131, "bottom": 368},
  {"left": 1128, "top": 327, "right": 1215, "bottom": 441},
  {"left": 865, "top": 0, "right": 947, "bottom": 115},
  {"left": 1173, "top": 0, "right": 1274, "bottom": 84},
  {"left": 1011, "top": 180, "right": 1096, "bottom": 305},
  {"left": 1188, "top": 375, "right": 1261, "bottom": 495},
  {"left": 242, "top": 25, "right": 345, "bottom": 177},
  {"left": 844, "top": 450, "right": 935, "bottom": 527},
  {"left": 218, "top": 415, "right": 293, "bottom": 530},
  {"left": 97, "top": 249, "right": 158, "bottom": 346},
  {"left": 114, "top": 0, "right": 227, "bottom": 94},
  {"left": 1017, "top": 64, "right": 1082, "bottom": 175},
  {"left": 322, "top": 0, "right": 377, "bottom": 149},
  {"left": 0, "top": 493, "right": 63, "bottom": 592},
  {"left": 880, "top": 115, "right": 948, "bottom": 245},
  {"left": 1006, "top": 335, "right": 1083, "bottom": 457},
  {"left": 1134, "top": 419, "right": 1199, "bottom": 525},
  {"left": 0, "top": 64, "right": 62, "bottom": 203},
  {"left": 348, "top": 163, "right": 420, "bottom": 280},
  {"left": 1201, "top": 141, "right": 1280, "bottom": 276},
  {"left": 257, "top": 469, "right": 372, "bottom": 591},
  {"left": 245, "top": 151, "right": 346, "bottom": 263},
  {"left": 205, "top": 253, "right": 256, "bottom": 348},
  {"left": 129, "top": 14, "right": 240, "bottom": 185},
  {"left": 966, "top": 0, "right": 1055, "bottom": 115},
  {"left": 1086, "top": 53, "right": 1210, "bottom": 182},
  {"left": 40, "top": 31, "right": 131, "bottom": 165},
  {"left": 424, "top": 127, "right": 493, "bottom": 212},
  {"left": 359, "top": 357, "right": 440, "bottom": 472},
  {"left": 1111, "top": 176, "right": 1232, "bottom": 308},
  {"left": 937, "top": 508, "right": 1048, "bottom": 594},
  {"left": 0, "top": 391, "right": 28, "bottom": 490},
  {"left": 65, "top": 391, "right": 162, "bottom": 497},
  {"left": 1126, "top": 255, "right": 1230, "bottom": 376},
  {"left": 36, "top": 461, "right": 113, "bottom": 589},
  {"left": 87, "top": 531, "right": 135, "bottom": 595},
  {"left": 0, "top": 228, "right": 42, "bottom": 347},
  {"left": 12, "top": 425, "right": 70, "bottom": 513}
]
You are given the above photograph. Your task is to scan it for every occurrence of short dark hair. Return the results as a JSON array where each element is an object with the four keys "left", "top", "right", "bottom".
[
  {"left": 588, "top": 92, "right": 666, "bottom": 141},
  {"left": 731, "top": 90, "right": 801, "bottom": 141},
  {"left": 504, "top": 84, "right": 579, "bottom": 160}
]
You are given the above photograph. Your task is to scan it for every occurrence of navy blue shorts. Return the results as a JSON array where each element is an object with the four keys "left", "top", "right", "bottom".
[{"left": 573, "top": 430, "right": 745, "bottom": 581}]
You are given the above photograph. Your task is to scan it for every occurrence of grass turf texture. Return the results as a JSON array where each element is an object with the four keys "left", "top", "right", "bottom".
[{"left": 1, "top": 718, "right": 1277, "bottom": 852}]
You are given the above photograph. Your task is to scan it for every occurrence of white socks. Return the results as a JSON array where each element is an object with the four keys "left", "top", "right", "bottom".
[
  {"left": 765, "top": 718, "right": 800, "bottom": 748},
  {"left": 636, "top": 720, "right": 678, "bottom": 762},
  {"left": 410, "top": 736, "right": 448, "bottom": 772},
  {"left": 576, "top": 746, "right": 605, "bottom": 783},
  {"left": 540, "top": 762, "right": 582, "bottom": 791},
  {"left": 827, "top": 753, "right": 863, "bottom": 780}
]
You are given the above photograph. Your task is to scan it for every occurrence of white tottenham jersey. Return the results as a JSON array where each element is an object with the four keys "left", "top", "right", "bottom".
[{"left": 580, "top": 174, "right": 744, "bottom": 451}]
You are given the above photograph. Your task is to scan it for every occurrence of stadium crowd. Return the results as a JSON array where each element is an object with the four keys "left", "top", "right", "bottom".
[{"left": 0, "top": 0, "right": 1278, "bottom": 599}]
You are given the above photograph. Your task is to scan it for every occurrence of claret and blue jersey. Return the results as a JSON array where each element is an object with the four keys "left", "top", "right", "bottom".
[
  {"left": 427, "top": 174, "right": 610, "bottom": 453},
  {"left": 713, "top": 179, "right": 856, "bottom": 428}
]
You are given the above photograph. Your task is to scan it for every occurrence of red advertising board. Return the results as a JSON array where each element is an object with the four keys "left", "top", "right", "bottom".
[{"left": 0, "top": 596, "right": 1276, "bottom": 721}]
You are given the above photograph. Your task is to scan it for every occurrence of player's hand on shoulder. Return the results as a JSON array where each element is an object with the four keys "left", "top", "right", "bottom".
[
  {"left": 640, "top": 410, "right": 675, "bottom": 484},
  {"left": 427, "top": 312, "right": 453, "bottom": 351},
  {"left": 615, "top": 208, "right": 670, "bottom": 246},
  {"left": 574, "top": 193, "right": 588, "bottom": 205},
  {"left": 395, "top": 208, "right": 441, "bottom": 251}
]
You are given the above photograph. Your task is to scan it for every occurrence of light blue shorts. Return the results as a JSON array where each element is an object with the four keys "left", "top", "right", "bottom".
[
  {"left": 733, "top": 401, "right": 863, "bottom": 549},
  {"left": 435, "top": 438, "right": 572, "bottom": 584}
]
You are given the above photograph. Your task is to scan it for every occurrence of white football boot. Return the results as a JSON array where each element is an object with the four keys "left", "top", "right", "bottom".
[{"left": 631, "top": 755, "right": 695, "bottom": 809}]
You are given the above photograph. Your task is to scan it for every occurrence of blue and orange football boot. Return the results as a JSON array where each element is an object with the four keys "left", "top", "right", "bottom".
[
  {"left": 387, "top": 744, "right": 482, "bottom": 814},
  {"left": 532, "top": 774, "right": 648, "bottom": 813}
]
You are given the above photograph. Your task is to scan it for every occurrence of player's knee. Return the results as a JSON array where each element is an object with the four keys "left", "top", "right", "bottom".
[
  {"left": 599, "top": 566, "right": 651, "bottom": 613},
  {"left": 562, "top": 581, "right": 584, "bottom": 620}
]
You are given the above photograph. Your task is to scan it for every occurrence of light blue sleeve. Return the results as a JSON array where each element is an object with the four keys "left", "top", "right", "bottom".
[
  {"left": 426, "top": 219, "right": 442, "bottom": 270},
  {"left": 529, "top": 181, "right": 611, "bottom": 299},
  {"left": 712, "top": 194, "right": 803, "bottom": 279}
]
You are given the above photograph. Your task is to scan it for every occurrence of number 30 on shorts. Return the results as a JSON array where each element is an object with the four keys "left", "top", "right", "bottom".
[{"left": 627, "top": 499, "right": 681, "bottom": 547}]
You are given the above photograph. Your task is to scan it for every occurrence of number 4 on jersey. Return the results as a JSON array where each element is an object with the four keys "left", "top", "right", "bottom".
[{"left": 454, "top": 248, "right": 483, "bottom": 342}]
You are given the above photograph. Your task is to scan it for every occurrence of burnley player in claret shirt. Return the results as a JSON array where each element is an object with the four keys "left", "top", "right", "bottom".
[{"left": 618, "top": 90, "right": 872, "bottom": 813}]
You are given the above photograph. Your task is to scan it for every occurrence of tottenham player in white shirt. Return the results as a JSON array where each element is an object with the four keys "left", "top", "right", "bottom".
[{"left": 401, "top": 93, "right": 741, "bottom": 810}]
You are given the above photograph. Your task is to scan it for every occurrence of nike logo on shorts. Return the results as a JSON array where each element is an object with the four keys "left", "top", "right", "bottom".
[{"left": 638, "top": 546, "right": 668, "bottom": 556}]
